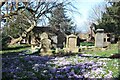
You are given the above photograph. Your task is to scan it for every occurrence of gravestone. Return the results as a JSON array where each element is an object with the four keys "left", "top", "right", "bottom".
[
  {"left": 95, "top": 29, "right": 105, "bottom": 48},
  {"left": 41, "top": 38, "right": 51, "bottom": 53},
  {"left": 40, "top": 32, "right": 49, "bottom": 40},
  {"left": 40, "top": 32, "right": 51, "bottom": 54},
  {"left": 95, "top": 29, "right": 111, "bottom": 48},
  {"left": 64, "top": 34, "right": 79, "bottom": 53}
]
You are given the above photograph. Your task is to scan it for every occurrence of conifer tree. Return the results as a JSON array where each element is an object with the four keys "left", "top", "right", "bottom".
[{"left": 49, "top": 3, "right": 76, "bottom": 34}]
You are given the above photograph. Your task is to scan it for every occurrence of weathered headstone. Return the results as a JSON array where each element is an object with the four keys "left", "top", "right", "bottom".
[
  {"left": 40, "top": 32, "right": 51, "bottom": 55},
  {"left": 95, "top": 29, "right": 111, "bottom": 48},
  {"left": 95, "top": 29, "right": 105, "bottom": 48},
  {"left": 40, "top": 32, "right": 49, "bottom": 40},
  {"left": 64, "top": 34, "right": 79, "bottom": 53},
  {"left": 41, "top": 38, "right": 51, "bottom": 53}
]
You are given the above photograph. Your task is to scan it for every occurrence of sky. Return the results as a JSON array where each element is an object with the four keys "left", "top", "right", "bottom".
[
  {"left": 1, "top": 0, "right": 107, "bottom": 33},
  {"left": 67, "top": 0, "right": 106, "bottom": 33}
]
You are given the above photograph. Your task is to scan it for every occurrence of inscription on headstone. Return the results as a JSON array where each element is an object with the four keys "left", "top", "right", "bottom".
[{"left": 68, "top": 37, "right": 76, "bottom": 48}]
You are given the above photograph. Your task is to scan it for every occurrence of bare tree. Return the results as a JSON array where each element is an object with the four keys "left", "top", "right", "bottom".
[
  {"left": 1, "top": 0, "right": 78, "bottom": 45},
  {"left": 88, "top": 3, "right": 106, "bottom": 24}
]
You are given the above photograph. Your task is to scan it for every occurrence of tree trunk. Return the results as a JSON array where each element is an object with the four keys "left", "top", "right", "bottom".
[
  {"left": 9, "top": 36, "right": 22, "bottom": 45},
  {"left": 9, "top": 21, "right": 36, "bottom": 45}
]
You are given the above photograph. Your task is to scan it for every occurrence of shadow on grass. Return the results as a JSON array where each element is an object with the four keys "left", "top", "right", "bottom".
[{"left": 1, "top": 45, "right": 30, "bottom": 51}]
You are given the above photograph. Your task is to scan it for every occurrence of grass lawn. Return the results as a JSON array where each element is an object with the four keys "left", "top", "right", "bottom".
[
  {"left": 83, "top": 44, "right": 118, "bottom": 57},
  {"left": 0, "top": 44, "right": 30, "bottom": 54}
]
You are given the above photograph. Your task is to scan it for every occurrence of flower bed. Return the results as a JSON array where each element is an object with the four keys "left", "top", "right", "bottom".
[{"left": 2, "top": 52, "right": 120, "bottom": 79}]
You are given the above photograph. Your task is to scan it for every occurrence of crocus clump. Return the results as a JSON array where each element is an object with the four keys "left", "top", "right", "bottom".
[{"left": 2, "top": 52, "right": 119, "bottom": 79}]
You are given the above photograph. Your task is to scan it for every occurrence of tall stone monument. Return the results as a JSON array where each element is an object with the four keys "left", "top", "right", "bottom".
[{"left": 95, "top": 29, "right": 105, "bottom": 48}]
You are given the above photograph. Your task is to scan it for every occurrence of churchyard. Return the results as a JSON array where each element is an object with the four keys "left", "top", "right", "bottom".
[
  {"left": 1, "top": 31, "right": 120, "bottom": 79},
  {"left": 1, "top": 1, "right": 120, "bottom": 80}
]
